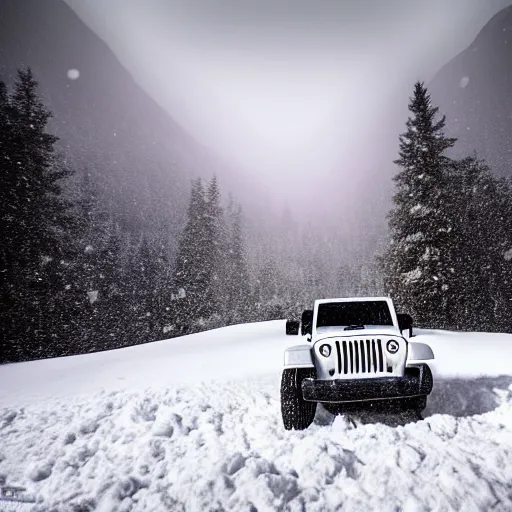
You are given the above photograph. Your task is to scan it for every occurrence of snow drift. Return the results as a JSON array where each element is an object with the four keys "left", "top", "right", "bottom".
[{"left": 1, "top": 321, "right": 512, "bottom": 511}]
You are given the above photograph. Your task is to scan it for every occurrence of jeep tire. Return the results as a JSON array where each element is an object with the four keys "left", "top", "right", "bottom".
[{"left": 281, "top": 369, "right": 317, "bottom": 430}]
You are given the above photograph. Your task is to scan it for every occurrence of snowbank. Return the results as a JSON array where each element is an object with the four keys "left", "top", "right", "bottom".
[{"left": 1, "top": 321, "right": 512, "bottom": 511}]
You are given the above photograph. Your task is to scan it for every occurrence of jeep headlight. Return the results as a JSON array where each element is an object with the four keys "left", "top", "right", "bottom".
[
  {"left": 319, "top": 344, "right": 331, "bottom": 357},
  {"left": 386, "top": 339, "right": 399, "bottom": 354}
]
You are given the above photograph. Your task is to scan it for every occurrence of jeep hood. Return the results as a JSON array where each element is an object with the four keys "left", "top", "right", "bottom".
[{"left": 314, "top": 325, "right": 402, "bottom": 339}]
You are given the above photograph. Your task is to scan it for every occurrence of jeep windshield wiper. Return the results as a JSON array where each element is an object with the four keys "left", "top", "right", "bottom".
[{"left": 343, "top": 325, "right": 365, "bottom": 331}]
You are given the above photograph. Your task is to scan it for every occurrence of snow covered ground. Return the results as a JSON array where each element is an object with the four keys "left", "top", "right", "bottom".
[{"left": 1, "top": 321, "right": 512, "bottom": 511}]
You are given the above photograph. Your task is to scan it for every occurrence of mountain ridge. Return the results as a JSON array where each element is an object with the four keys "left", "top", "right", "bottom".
[
  {"left": 429, "top": 4, "right": 512, "bottom": 175},
  {"left": 0, "top": 0, "right": 259, "bottom": 235}
]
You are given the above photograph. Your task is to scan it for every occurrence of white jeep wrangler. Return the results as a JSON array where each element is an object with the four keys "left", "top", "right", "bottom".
[{"left": 282, "top": 297, "right": 434, "bottom": 430}]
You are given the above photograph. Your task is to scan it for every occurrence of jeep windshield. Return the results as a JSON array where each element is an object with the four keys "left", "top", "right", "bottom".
[{"left": 316, "top": 301, "right": 393, "bottom": 331}]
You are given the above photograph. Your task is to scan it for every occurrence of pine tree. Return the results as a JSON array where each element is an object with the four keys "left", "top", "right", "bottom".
[
  {"left": 67, "top": 169, "right": 121, "bottom": 351},
  {"left": 0, "top": 82, "right": 10, "bottom": 180},
  {"left": 139, "top": 235, "right": 173, "bottom": 342},
  {"left": 9, "top": 69, "right": 73, "bottom": 258},
  {"left": 382, "top": 82, "right": 459, "bottom": 328},
  {"left": 0, "top": 79, "right": 15, "bottom": 356},
  {"left": 77, "top": 170, "right": 110, "bottom": 296},
  {"left": 225, "top": 203, "right": 250, "bottom": 321},
  {"left": 491, "top": 177, "right": 512, "bottom": 332},
  {"left": 450, "top": 156, "right": 512, "bottom": 331},
  {"left": 204, "top": 176, "right": 223, "bottom": 317},
  {"left": 254, "top": 260, "right": 283, "bottom": 320},
  {"left": 151, "top": 232, "right": 174, "bottom": 337},
  {"left": 95, "top": 226, "right": 126, "bottom": 346},
  {"left": 172, "top": 177, "right": 238, "bottom": 331},
  {"left": 173, "top": 179, "right": 211, "bottom": 329},
  {"left": 0, "top": 69, "right": 74, "bottom": 361},
  {"left": 128, "top": 237, "right": 159, "bottom": 342}
]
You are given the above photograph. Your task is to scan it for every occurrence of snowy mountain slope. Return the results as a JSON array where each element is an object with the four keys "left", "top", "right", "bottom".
[
  {"left": 429, "top": 5, "right": 512, "bottom": 177},
  {"left": 1, "top": 321, "right": 512, "bottom": 511}
]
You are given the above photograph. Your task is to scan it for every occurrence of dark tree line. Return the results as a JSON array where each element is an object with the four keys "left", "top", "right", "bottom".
[
  {"left": 0, "top": 68, "right": 256, "bottom": 363},
  {"left": 8, "top": 69, "right": 507, "bottom": 365},
  {"left": 170, "top": 176, "right": 252, "bottom": 333},
  {"left": 381, "top": 82, "right": 512, "bottom": 331}
]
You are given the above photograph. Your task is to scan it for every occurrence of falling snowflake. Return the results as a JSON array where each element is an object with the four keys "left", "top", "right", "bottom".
[
  {"left": 504, "top": 248, "right": 512, "bottom": 261},
  {"left": 403, "top": 268, "right": 422, "bottom": 284},
  {"left": 87, "top": 290, "right": 98, "bottom": 304},
  {"left": 405, "top": 232, "right": 425, "bottom": 243},
  {"left": 460, "top": 77, "right": 470, "bottom": 88},
  {"left": 67, "top": 69, "right": 80, "bottom": 80}
]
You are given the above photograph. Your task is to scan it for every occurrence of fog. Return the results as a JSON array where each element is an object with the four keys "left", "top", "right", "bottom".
[{"left": 63, "top": 0, "right": 512, "bottom": 217}]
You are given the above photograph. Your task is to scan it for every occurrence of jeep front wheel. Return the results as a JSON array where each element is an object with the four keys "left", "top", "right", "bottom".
[{"left": 280, "top": 369, "right": 317, "bottom": 430}]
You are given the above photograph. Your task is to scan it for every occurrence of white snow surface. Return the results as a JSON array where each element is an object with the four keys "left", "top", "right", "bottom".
[{"left": 1, "top": 321, "right": 512, "bottom": 511}]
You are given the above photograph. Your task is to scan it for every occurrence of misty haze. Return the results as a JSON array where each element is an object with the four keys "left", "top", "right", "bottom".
[{"left": 2, "top": 1, "right": 512, "bottom": 510}]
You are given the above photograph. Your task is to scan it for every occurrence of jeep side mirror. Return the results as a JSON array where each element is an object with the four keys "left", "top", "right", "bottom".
[
  {"left": 397, "top": 313, "right": 413, "bottom": 337},
  {"left": 301, "top": 309, "right": 313, "bottom": 336},
  {"left": 286, "top": 320, "right": 300, "bottom": 335}
]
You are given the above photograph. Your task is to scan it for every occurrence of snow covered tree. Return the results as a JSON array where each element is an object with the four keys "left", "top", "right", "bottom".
[
  {"left": 0, "top": 79, "right": 14, "bottom": 356},
  {"left": 122, "top": 233, "right": 173, "bottom": 344},
  {"left": 449, "top": 156, "right": 512, "bottom": 331},
  {"left": 0, "top": 69, "right": 74, "bottom": 361},
  {"left": 125, "top": 236, "right": 160, "bottom": 342},
  {"left": 62, "top": 168, "right": 125, "bottom": 351},
  {"left": 76, "top": 170, "right": 112, "bottom": 297},
  {"left": 96, "top": 228, "right": 126, "bottom": 340},
  {"left": 149, "top": 233, "right": 174, "bottom": 336},
  {"left": 253, "top": 259, "right": 284, "bottom": 320},
  {"left": 225, "top": 203, "right": 250, "bottom": 321},
  {"left": 490, "top": 177, "right": 512, "bottom": 332},
  {"left": 203, "top": 176, "right": 223, "bottom": 317},
  {"left": 382, "top": 82, "right": 459, "bottom": 328},
  {"left": 171, "top": 176, "right": 250, "bottom": 331},
  {"left": 172, "top": 179, "right": 212, "bottom": 329},
  {"left": 0, "top": 81, "right": 9, "bottom": 169}
]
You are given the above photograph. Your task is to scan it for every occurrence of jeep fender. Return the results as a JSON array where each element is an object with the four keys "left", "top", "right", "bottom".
[
  {"left": 283, "top": 344, "right": 315, "bottom": 370},
  {"left": 406, "top": 341, "right": 434, "bottom": 365}
]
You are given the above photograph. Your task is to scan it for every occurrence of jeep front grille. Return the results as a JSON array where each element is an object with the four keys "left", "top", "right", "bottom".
[{"left": 334, "top": 339, "right": 387, "bottom": 375}]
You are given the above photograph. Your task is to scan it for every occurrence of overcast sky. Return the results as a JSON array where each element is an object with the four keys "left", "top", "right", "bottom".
[{"left": 64, "top": 0, "right": 512, "bottom": 203}]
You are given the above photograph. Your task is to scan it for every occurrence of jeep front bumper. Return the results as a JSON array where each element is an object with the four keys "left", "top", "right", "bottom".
[{"left": 301, "top": 364, "right": 433, "bottom": 403}]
